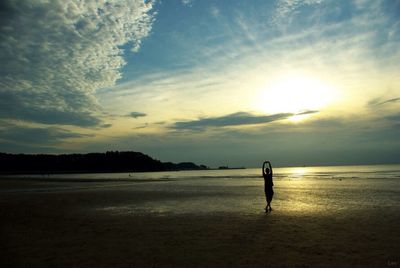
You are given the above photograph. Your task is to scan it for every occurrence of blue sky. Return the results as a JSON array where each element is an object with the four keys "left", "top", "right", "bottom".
[{"left": 1, "top": 0, "right": 399, "bottom": 167}]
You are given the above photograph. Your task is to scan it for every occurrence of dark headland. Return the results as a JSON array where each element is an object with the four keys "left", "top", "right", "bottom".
[{"left": 0, "top": 151, "right": 209, "bottom": 174}]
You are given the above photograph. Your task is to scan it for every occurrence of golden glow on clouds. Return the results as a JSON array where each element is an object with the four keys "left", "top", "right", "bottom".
[
  {"left": 254, "top": 73, "right": 338, "bottom": 116},
  {"left": 288, "top": 113, "right": 311, "bottom": 122}
]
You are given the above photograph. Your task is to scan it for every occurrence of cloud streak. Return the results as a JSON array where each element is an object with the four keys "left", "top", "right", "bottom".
[
  {"left": 272, "top": 0, "right": 324, "bottom": 26},
  {"left": 172, "top": 111, "right": 318, "bottom": 130},
  {"left": 368, "top": 97, "right": 400, "bottom": 107},
  {"left": 181, "top": 0, "right": 194, "bottom": 7},
  {"left": 0, "top": 125, "right": 93, "bottom": 146},
  {"left": 129, "top": 112, "right": 147, "bottom": 118},
  {"left": 0, "top": 0, "right": 154, "bottom": 126}
]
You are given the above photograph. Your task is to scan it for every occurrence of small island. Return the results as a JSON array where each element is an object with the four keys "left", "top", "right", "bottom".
[{"left": 218, "top": 166, "right": 246, "bottom": 170}]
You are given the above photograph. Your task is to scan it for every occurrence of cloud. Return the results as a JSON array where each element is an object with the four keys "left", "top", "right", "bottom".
[
  {"left": 83, "top": 112, "right": 399, "bottom": 167},
  {"left": 129, "top": 112, "right": 147, "bottom": 118},
  {"left": 172, "top": 111, "right": 313, "bottom": 130},
  {"left": 0, "top": 125, "right": 93, "bottom": 146},
  {"left": 273, "top": 0, "right": 324, "bottom": 25},
  {"left": 0, "top": 90, "right": 100, "bottom": 126},
  {"left": 385, "top": 113, "right": 400, "bottom": 123},
  {"left": 210, "top": 6, "right": 220, "bottom": 18},
  {"left": 0, "top": 0, "right": 154, "bottom": 126},
  {"left": 297, "top": 110, "right": 319, "bottom": 116},
  {"left": 133, "top": 124, "right": 148, "bottom": 129},
  {"left": 100, "top": 0, "right": 400, "bottom": 128},
  {"left": 368, "top": 97, "right": 400, "bottom": 107},
  {"left": 100, "top": 123, "right": 113, "bottom": 128},
  {"left": 181, "top": 0, "right": 194, "bottom": 7},
  {"left": 383, "top": 98, "right": 400, "bottom": 105}
]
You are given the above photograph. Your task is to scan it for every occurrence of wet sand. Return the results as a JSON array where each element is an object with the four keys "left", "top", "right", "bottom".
[{"left": 1, "top": 177, "right": 399, "bottom": 267}]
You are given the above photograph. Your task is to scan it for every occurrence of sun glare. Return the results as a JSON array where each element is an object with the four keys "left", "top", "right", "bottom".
[
  {"left": 255, "top": 74, "right": 337, "bottom": 119},
  {"left": 288, "top": 113, "right": 309, "bottom": 122}
]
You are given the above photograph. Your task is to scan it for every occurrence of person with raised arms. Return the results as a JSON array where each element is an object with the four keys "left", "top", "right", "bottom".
[{"left": 262, "top": 161, "right": 274, "bottom": 212}]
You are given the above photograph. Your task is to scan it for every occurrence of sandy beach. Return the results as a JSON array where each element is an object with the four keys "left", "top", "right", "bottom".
[{"left": 1, "top": 169, "right": 399, "bottom": 267}]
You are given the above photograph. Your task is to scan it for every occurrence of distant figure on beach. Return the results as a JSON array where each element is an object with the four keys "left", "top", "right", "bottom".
[{"left": 262, "top": 161, "right": 274, "bottom": 212}]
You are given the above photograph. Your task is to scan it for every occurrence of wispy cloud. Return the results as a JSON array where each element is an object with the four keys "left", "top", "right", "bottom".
[
  {"left": 210, "top": 6, "right": 220, "bottom": 18},
  {"left": 0, "top": 125, "right": 93, "bottom": 146},
  {"left": 0, "top": 90, "right": 100, "bottom": 126},
  {"left": 78, "top": 110, "right": 400, "bottom": 167},
  {"left": 272, "top": 0, "right": 324, "bottom": 26},
  {"left": 385, "top": 113, "right": 400, "bottom": 122},
  {"left": 171, "top": 111, "right": 318, "bottom": 130},
  {"left": 100, "top": 123, "right": 113, "bottom": 128},
  {"left": 181, "top": 0, "right": 194, "bottom": 7},
  {"left": 0, "top": 0, "right": 154, "bottom": 126},
  {"left": 129, "top": 112, "right": 147, "bottom": 118},
  {"left": 368, "top": 97, "right": 400, "bottom": 107}
]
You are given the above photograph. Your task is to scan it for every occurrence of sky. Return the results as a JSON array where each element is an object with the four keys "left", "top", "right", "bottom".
[{"left": 0, "top": 0, "right": 399, "bottom": 167}]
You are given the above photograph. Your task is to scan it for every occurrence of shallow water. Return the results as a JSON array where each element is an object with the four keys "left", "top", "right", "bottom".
[{"left": 2, "top": 165, "right": 400, "bottom": 217}]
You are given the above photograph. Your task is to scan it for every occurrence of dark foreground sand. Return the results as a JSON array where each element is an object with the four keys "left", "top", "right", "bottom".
[{"left": 1, "top": 178, "right": 399, "bottom": 268}]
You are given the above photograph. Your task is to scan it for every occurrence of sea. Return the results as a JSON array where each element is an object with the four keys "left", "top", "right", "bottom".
[{"left": 3, "top": 164, "right": 400, "bottom": 216}]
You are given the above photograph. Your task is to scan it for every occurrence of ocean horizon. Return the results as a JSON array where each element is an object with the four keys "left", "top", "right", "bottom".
[{"left": 3, "top": 163, "right": 400, "bottom": 181}]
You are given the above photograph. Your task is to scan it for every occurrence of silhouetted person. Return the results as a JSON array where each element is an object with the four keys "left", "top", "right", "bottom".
[{"left": 262, "top": 161, "right": 274, "bottom": 212}]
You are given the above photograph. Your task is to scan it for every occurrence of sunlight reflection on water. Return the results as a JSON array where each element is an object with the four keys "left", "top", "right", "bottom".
[
  {"left": 5, "top": 165, "right": 398, "bottom": 217},
  {"left": 94, "top": 166, "right": 400, "bottom": 217}
]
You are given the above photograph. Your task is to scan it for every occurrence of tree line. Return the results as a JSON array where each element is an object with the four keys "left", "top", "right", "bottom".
[{"left": 0, "top": 151, "right": 209, "bottom": 174}]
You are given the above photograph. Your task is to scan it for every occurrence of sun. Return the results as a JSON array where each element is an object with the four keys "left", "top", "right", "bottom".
[{"left": 254, "top": 74, "right": 337, "bottom": 119}]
